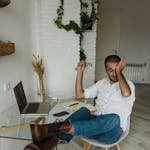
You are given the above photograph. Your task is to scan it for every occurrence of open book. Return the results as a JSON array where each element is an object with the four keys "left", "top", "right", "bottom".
[{"left": 65, "top": 102, "right": 96, "bottom": 112}]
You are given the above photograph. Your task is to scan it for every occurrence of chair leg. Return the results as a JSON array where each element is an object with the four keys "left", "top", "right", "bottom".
[
  {"left": 97, "top": 147, "right": 109, "bottom": 150},
  {"left": 83, "top": 141, "right": 92, "bottom": 150},
  {"left": 116, "top": 144, "right": 121, "bottom": 150}
]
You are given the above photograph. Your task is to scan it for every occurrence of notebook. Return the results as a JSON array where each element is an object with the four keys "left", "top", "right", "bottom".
[
  {"left": 64, "top": 102, "right": 96, "bottom": 112},
  {"left": 13, "top": 81, "right": 51, "bottom": 117}
]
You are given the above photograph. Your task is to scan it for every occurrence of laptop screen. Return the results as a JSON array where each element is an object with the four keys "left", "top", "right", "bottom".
[{"left": 13, "top": 82, "right": 27, "bottom": 113}]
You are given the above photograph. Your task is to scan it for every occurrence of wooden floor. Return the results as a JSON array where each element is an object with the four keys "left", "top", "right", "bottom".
[
  {"left": 57, "top": 84, "right": 150, "bottom": 150},
  {"left": 119, "top": 84, "right": 150, "bottom": 150}
]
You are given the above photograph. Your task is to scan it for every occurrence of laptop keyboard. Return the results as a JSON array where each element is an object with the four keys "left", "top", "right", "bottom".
[{"left": 26, "top": 103, "right": 39, "bottom": 113}]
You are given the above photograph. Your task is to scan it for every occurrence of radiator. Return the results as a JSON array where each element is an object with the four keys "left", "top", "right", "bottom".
[{"left": 123, "top": 63, "right": 147, "bottom": 83}]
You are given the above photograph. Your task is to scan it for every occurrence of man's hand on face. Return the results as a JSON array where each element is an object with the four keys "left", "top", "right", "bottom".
[
  {"left": 116, "top": 57, "right": 127, "bottom": 74},
  {"left": 75, "top": 61, "right": 86, "bottom": 73}
]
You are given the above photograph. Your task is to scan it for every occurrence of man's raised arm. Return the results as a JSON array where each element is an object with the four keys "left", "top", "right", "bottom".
[
  {"left": 75, "top": 61, "right": 86, "bottom": 100},
  {"left": 116, "top": 57, "right": 131, "bottom": 97}
]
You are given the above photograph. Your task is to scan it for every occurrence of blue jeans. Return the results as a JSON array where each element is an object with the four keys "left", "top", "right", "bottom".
[{"left": 60, "top": 107, "right": 122, "bottom": 144}]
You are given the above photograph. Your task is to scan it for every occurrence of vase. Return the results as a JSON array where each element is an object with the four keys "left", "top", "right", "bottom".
[{"left": 38, "top": 78, "right": 45, "bottom": 102}]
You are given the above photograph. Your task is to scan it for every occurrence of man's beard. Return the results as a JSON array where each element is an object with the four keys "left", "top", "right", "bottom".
[{"left": 109, "top": 76, "right": 118, "bottom": 83}]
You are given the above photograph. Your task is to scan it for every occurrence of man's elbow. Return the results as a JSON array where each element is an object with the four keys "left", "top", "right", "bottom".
[
  {"left": 76, "top": 95, "right": 83, "bottom": 100},
  {"left": 76, "top": 96, "right": 82, "bottom": 100},
  {"left": 122, "top": 91, "right": 131, "bottom": 97},
  {"left": 76, "top": 93, "right": 84, "bottom": 100}
]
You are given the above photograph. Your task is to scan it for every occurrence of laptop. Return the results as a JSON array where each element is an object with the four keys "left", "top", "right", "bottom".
[{"left": 13, "top": 81, "right": 51, "bottom": 117}]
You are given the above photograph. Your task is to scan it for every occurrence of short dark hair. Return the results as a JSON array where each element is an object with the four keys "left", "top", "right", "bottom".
[{"left": 104, "top": 55, "right": 121, "bottom": 67}]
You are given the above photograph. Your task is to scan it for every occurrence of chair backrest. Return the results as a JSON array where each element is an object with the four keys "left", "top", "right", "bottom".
[
  {"left": 117, "top": 116, "right": 130, "bottom": 142},
  {"left": 81, "top": 116, "right": 131, "bottom": 148}
]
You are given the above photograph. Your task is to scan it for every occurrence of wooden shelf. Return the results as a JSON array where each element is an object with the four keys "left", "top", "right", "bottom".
[
  {"left": 0, "top": 42, "right": 15, "bottom": 56},
  {"left": 0, "top": 0, "right": 10, "bottom": 8}
]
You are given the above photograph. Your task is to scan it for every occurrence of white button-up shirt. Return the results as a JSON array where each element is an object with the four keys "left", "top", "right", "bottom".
[{"left": 84, "top": 78, "right": 135, "bottom": 131}]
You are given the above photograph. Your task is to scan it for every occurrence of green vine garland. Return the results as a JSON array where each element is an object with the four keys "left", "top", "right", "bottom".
[{"left": 54, "top": 0, "right": 99, "bottom": 61}]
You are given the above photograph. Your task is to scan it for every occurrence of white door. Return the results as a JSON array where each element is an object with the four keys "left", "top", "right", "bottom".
[{"left": 95, "top": 8, "right": 120, "bottom": 81}]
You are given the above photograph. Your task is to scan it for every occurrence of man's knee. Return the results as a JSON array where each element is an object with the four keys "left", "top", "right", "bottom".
[{"left": 78, "top": 107, "right": 90, "bottom": 112}]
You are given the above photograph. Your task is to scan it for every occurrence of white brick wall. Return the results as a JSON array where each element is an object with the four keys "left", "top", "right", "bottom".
[
  {"left": 82, "top": 23, "right": 97, "bottom": 87},
  {"left": 33, "top": 0, "right": 97, "bottom": 98}
]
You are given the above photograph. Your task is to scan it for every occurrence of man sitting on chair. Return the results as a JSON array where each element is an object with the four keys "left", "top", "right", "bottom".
[{"left": 24, "top": 55, "right": 135, "bottom": 150}]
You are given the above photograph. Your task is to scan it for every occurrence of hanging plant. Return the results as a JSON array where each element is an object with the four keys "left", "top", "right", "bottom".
[
  {"left": 54, "top": 0, "right": 82, "bottom": 34},
  {"left": 80, "top": 48, "right": 86, "bottom": 61},
  {"left": 81, "top": 0, "right": 99, "bottom": 30},
  {"left": 54, "top": 0, "right": 99, "bottom": 61}
]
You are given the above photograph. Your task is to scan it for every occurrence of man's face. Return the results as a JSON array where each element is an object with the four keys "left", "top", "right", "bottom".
[{"left": 105, "top": 62, "right": 119, "bottom": 83}]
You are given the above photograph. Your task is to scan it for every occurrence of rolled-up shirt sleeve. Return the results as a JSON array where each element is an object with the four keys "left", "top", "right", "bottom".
[
  {"left": 84, "top": 84, "right": 97, "bottom": 98},
  {"left": 84, "top": 80, "right": 104, "bottom": 98}
]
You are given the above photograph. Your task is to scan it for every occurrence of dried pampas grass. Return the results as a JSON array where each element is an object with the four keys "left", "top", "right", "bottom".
[
  {"left": 32, "top": 54, "right": 44, "bottom": 80},
  {"left": 32, "top": 54, "right": 45, "bottom": 99}
]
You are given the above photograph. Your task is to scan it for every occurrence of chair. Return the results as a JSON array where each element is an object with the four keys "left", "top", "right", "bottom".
[{"left": 81, "top": 116, "right": 130, "bottom": 150}]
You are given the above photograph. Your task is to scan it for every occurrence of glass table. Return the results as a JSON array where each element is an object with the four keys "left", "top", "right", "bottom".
[{"left": 0, "top": 96, "right": 76, "bottom": 141}]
